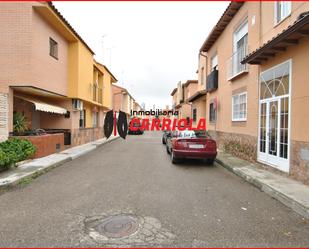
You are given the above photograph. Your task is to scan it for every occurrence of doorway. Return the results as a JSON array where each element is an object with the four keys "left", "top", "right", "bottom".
[{"left": 258, "top": 60, "right": 291, "bottom": 172}]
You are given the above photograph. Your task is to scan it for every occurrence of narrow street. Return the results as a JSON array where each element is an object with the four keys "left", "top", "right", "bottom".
[{"left": 0, "top": 131, "right": 308, "bottom": 247}]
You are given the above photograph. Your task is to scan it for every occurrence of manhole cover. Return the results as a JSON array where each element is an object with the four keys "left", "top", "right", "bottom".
[
  {"left": 83, "top": 212, "right": 176, "bottom": 246},
  {"left": 94, "top": 215, "right": 139, "bottom": 238}
]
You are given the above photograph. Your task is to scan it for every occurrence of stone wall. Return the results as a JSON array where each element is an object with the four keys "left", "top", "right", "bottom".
[
  {"left": 71, "top": 127, "right": 104, "bottom": 146},
  {"left": 290, "top": 140, "right": 309, "bottom": 185},
  {"left": 208, "top": 130, "right": 257, "bottom": 162},
  {"left": 210, "top": 130, "right": 309, "bottom": 185}
]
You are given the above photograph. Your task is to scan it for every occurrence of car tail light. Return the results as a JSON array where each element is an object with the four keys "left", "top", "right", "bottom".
[
  {"left": 206, "top": 139, "right": 216, "bottom": 149},
  {"left": 174, "top": 139, "right": 187, "bottom": 148}
]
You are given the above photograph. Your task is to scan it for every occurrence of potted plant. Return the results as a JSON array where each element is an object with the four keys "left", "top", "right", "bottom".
[{"left": 13, "top": 112, "right": 29, "bottom": 135}]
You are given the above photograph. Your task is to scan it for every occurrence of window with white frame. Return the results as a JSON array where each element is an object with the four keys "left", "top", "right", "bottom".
[
  {"left": 232, "top": 92, "right": 247, "bottom": 121},
  {"left": 275, "top": 1, "right": 291, "bottom": 24},
  {"left": 234, "top": 21, "right": 248, "bottom": 53},
  {"left": 228, "top": 20, "right": 248, "bottom": 78},
  {"left": 211, "top": 54, "right": 218, "bottom": 71}
]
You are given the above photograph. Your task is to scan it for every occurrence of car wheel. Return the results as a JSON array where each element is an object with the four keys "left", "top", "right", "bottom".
[
  {"left": 171, "top": 150, "right": 179, "bottom": 164},
  {"left": 166, "top": 145, "right": 170, "bottom": 154}
]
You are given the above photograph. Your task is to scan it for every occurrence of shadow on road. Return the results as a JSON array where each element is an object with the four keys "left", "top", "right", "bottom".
[{"left": 171, "top": 158, "right": 217, "bottom": 168}]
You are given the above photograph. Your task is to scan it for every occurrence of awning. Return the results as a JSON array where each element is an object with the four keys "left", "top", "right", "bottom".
[
  {"left": 16, "top": 95, "right": 67, "bottom": 115},
  {"left": 242, "top": 12, "right": 309, "bottom": 65}
]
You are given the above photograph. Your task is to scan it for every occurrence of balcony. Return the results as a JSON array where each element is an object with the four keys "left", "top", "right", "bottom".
[
  {"left": 227, "top": 45, "right": 248, "bottom": 80},
  {"left": 206, "top": 69, "right": 218, "bottom": 92}
]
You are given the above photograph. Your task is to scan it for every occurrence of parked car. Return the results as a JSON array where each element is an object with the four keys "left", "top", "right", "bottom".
[
  {"left": 166, "top": 129, "right": 217, "bottom": 164},
  {"left": 128, "top": 119, "right": 144, "bottom": 135},
  {"left": 162, "top": 130, "right": 171, "bottom": 144}
]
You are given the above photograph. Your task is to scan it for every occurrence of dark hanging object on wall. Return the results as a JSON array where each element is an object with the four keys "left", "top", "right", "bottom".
[
  {"left": 64, "top": 111, "right": 70, "bottom": 118},
  {"left": 104, "top": 110, "right": 114, "bottom": 139},
  {"left": 117, "top": 111, "right": 128, "bottom": 139}
]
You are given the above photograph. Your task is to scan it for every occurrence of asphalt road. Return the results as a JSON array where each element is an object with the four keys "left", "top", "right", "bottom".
[{"left": 0, "top": 131, "right": 308, "bottom": 247}]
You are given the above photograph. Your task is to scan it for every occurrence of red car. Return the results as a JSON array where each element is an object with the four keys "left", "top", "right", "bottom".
[{"left": 166, "top": 129, "right": 217, "bottom": 164}]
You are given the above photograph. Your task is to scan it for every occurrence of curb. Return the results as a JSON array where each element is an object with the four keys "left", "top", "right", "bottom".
[
  {"left": 0, "top": 136, "right": 120, "bottom": 192},
  {"left": 215, "top": 157, "right": 309, "bottom": 219}
]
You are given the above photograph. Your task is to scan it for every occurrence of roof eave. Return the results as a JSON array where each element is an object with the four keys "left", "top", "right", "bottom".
[
  {"left": 47, "top": 2, "right": 95, "bottom": 55},
  {"left": 242, "top": 13, "right": 309, "bottom": 65},
  {"left": 170, "top": 88, "right": 177, "bottom": 96},
  {"left": 187, "top": 90, "right": 207, "bottom": 102},
  {"left": 200, "top": 2, "right": 244, "bottom": 52}
]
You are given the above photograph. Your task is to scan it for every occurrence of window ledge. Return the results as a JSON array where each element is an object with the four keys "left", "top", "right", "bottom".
[
  {"left": 49, "top": 53, "right": 58, "bottom": 60},
  {"left": 228, "top": 70, "right": 248, "bottom": 81},
  {"left": 274, "top": 13, "right": 291, "bottom": 28},
  {"left": 232, "top": 119, "right": 247, "bottom": 122}
]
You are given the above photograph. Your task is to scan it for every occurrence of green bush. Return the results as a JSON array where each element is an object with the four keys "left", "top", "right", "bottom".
[
  {"left": 0, "top": 150, "right": 12, "bottom": 169},
  {"left": 0, "top": 138, "right": 36, "bottom": 170}
]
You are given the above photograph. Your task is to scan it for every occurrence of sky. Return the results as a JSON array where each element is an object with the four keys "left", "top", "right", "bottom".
[{"left": 54, "top": 1, "right": 229, "bottom": 110}]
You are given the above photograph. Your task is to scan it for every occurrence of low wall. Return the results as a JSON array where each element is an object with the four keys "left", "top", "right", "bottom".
[
  {"left": 12, "top": 133, "right": 64, "bottom": 158},
  {"left": 71, "top": 127, "right": 104, "bottom": 146},
  {"left": 208, "top": 130, "right": 257, "bottom": 162},
  {"left": 209, "top": 130, "right": 309, "bottom": 185}
]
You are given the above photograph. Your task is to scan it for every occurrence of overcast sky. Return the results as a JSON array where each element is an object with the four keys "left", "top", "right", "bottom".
[{"left": 54, "top": 1, "right": 229, "bottom": 109}]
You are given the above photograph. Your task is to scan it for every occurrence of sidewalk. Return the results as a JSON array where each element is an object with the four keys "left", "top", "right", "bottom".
[
  {"left": 216, "top": 151, "right": 309, "bottom": 219},
  {"left": 0, "top": 136, "right": 119, "bottom": 191}
]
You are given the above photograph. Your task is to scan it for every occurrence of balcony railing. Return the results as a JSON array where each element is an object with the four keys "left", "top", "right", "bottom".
[
  {"left": 98, "top": 88, "right": 103, "bottom": 104},
  {"left": 206, "top": 69, "right": 218, "bottom": 92},
  {"left": 227, "top": 45, "right": 248, "bottom": 80},
  {"left": 92, "top": 84, "right": 97, "bottom": 102}
]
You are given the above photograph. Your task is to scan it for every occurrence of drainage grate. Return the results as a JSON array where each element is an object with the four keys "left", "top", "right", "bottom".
[{"left": 93, "top": 215, "right": 139, "bottom": 238}]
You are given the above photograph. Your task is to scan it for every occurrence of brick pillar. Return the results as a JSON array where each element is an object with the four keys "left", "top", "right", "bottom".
[{"left": 0, "top": 92, "right": 9, "bottom": 141}]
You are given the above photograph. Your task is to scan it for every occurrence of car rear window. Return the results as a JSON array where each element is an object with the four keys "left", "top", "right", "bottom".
[{"left": 176, "top": 130, "right": 210, "bottom": 138}]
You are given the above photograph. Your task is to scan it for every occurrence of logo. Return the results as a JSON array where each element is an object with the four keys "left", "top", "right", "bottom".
[
  {"left": 104, "top": 110, "right": 207, "bottom": 140},
  {"left": 104, "top": 110, "right": 128, "bottom": 139},
  {"left": 129, "top": 117, "right": 206, "bottom": 132}
]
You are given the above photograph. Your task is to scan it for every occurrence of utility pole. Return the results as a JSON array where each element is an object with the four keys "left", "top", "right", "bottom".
[
  {"left": 101, "top": 34, "right": 107, "bottom": 62},
  {"left": 106, "top": 46, "right": 116, "bottom": 70}
]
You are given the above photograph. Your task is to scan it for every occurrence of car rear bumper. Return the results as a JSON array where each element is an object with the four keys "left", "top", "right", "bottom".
[{"left": 173, "top": 149, "right": 217, "bottom": 159}]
